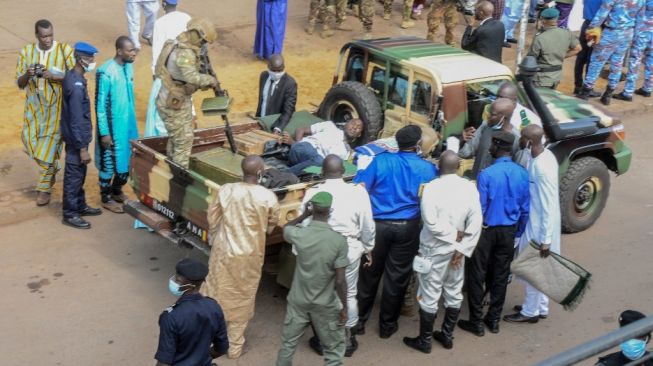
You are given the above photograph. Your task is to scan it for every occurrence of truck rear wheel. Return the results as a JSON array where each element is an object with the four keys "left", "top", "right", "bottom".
[
  {"left": 560, "top": 156, "right": 611, "bottom": 233},
  {"left": 318, "top": 81, "right": 383, "bottom": 145}
]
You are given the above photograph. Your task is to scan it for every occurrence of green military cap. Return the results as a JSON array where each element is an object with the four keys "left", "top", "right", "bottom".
[
  {"left": 541, "top": 7, "right": 560, "bottom": 19},
  {"left": 310, "top": 192, "right": 333, "bottom": 208}
]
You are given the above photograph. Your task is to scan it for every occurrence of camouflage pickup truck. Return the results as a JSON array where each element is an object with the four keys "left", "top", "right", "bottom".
[{"left": 126, "top": 37, "right": 632, "bottom": 254}]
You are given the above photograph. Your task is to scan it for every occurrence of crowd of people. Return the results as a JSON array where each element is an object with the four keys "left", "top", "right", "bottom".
[{"left": 12, "top": 0, "right": 653, "bottom": 365}]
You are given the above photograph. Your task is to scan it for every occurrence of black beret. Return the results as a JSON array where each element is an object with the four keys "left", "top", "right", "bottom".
[
  {"left": 396, "top": 125, "right": 422, "bottom": 150},
  {"left": 619, "top": 310, "right": 646, "bottom": 327},
  {"left": 176, "top": 258, "right": 209, "bottom": 281},
  {"left": 491, "top": 130, "right": 515, "bottom": 149}
]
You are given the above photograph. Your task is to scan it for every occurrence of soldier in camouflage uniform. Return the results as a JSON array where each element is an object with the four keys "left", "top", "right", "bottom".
[
  {"left": 307, "top": 0, "right": 352, "bottom": 37},
  {"left": 156, "top": 18, "right": 219, "bottom": 168},
  {"left": 359, "top": 0, "right": 376, "bottom": 39},
  {"left": 383, "top": 0, "right": 416, "bottom": 28},
  {"left": 614, "top": 0, "right": 653, "bottom": 101},
  {"left": 426, "top": 0, "right": 459, "bottom": 45},
  {"left": 578, "top": 0, "right": 645, "bottom": 105}
]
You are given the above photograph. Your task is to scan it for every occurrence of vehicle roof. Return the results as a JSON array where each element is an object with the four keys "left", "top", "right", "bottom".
[{"left": 346, "top": 37, "right": 513, "bottom": 83}]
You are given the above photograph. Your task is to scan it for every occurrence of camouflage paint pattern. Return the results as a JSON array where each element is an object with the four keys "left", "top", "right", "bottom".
[
  {"left": 309, "top": 0, "right": 336, "bottom": 25},
  {"left": 359, "top": 0, "right": 375, "bottom": 31},
  {"left": 384, "top": 0, "right": 415, "bottom": 20},
  {"left": 426, "top": 0, "right": 459, "bottom": 45}
]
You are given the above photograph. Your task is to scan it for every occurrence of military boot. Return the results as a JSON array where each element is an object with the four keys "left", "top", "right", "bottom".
[
  {"left": 433, "top": 307, "right": 460, "bottom": 350},
  {"left": 402, "top": 309, "right": 436, "bottom": 354},
  {"left": 612, "top": 92, "right": 633, "bottom": 102},
  {"left": 345, "top": 327, "right": 359, "bottom": 357},
  {"left": 600, "top": 87, "right": 615, "bottom": 106},
  {"left": 635, "top": 87, "right": 652, "bottom": 97},
  {"left": 351, "top": 4, "right": 360, "bottom": 17},
  {"left": 401, "top": 5, "right": 415, "bottom": 28},
  {"left": 576, "top": 85, "right": 595, "bottom": 100},
  {"left": 321, "top": 24, "right": 334, "bottom": 38},
  {"left": 305, "top": 22, "right": 316, "bottom": 35},
  {"left": 400, "top": 19, "right": 415, "bottom": 28},
  {"left": 383, "top": 11, "right": 392, "bottom": 20}
]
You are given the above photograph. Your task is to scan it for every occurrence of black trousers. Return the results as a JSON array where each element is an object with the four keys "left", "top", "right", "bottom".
[
  {"left": 466, "top": 225, "right": 517, "bottom": 323},
  {"left": 62, "top": 149, "right": 88, "bottom": 219},
  {"left": 574, "top": 20, "right": 593, "bottom": 89},
  {"left": 357, "top": 219, "right": 420, "bottom": 330}
]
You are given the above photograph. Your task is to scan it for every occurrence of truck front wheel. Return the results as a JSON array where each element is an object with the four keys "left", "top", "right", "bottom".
[
  {"left": 560, "top": 156, "right": 611, "bottom": 233},
  {"left": 318, "top": 81, "right": 383, "bottom": 145}
]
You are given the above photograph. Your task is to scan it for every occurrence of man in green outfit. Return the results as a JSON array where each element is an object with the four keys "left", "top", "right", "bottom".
[
  {"left": 528, "top": 7, "right": 581, "bottom": 89},
  {"left": 276, "top": 192, "right": 349, "bottom": 366}
]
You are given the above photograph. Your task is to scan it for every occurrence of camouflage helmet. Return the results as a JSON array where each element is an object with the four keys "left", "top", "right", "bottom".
[{"left": 187, "top": 17, "right": 218, "bottom": 44}]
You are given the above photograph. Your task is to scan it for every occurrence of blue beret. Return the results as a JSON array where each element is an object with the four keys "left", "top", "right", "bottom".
[
  {"left": 164, "top": 0, "right": 178, "bottom": 4},
  {"left": 176, "top": 258, "right": 208, "bottom": 281},
  {"left": 541, "top": 7, "right": 560, "bottom": 19},
  {"left": 74, "top": 42, "right": 98, "bottom": 56}
]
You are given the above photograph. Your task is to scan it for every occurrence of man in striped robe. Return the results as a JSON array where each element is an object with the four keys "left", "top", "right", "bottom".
[{"left": 15, "top": 19, "right": 75, "bottom": 206}]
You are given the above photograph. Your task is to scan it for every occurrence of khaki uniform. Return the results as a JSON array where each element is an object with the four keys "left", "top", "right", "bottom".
[
  {"left": 384, "top": 0, "right": 415, "bottom": 20},
  {"left": 360, "top": 0, "right": 376, "bottom": 31},
  {"left": 156, "top": 37, "right": 214, "bottom": 168},
  {"left": 309, "top": 0, "right": 336, "bottom": 26},
  {"left": 426, "top": 0, "right": 459, "bottom": 45},
  {"left": 276, "top": 221, "right": 349, "bottom": 366},
  {"left": 528, "top": 25, "right": 579, "bottom": 89}
]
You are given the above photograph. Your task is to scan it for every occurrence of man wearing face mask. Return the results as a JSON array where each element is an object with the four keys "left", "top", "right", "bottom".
[
  {"left": 458, "top": 98, "right": 526, "bottom": 179},
  {"left": 201, "top": 155, "right": 280, "bottom": 359},
  {"left": 458, "top": 131, "right": 529, "bottom": 337},
  {"left": 256, "top": 54, "right": 297, "bottom": 133},
  {"left": 60, "top": 42, "right": 102, "bottom": 229},
  {"left": 94, "top": 36, "right": 139, "bottom": 214},
  {"left": 281, "top": 118, "right": 364, "bottom": 175},
  {"left": 156, "top": 17, "right": 220, "bottom": 168},
  {"left": 155, "top": 258, "right": 229, "bottom": 366},
  {"left": 595, "top": 310, "right": 652, "bottom": 365}
]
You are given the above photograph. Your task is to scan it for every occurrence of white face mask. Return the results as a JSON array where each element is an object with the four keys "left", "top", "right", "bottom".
[
  {"left": 268, "top": 70, "right": 285, "bottom": 81},
  {"left": 83, "top": 61, "right": 96, "bottom": 73}
]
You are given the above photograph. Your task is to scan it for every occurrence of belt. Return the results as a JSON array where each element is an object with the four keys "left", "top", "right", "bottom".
[
  {"left": 482, "top": 223, "right": 517, "bottom": 229},
  {"left": 376, "top": 218, "right": 419, "bottom": 225},
  {"left": 538, "top": 65, "right": 562, "bottom": 72}
]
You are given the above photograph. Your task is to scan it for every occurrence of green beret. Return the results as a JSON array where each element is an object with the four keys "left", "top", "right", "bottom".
[
  {"left": 541, "top": 7, "right": 560, "bottom": 19},
  {"left": 310, "top": 191, "right": 333, "bottom": 208}
]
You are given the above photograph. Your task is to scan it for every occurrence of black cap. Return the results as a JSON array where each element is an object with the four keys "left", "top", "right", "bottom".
[
  {"left": 396, "top": 125, "right": 422, "bottom": 150},
  {"left": 491, "top": 130, "right": 515, "bottom": 150},
  {"left": 176, "top": 258, "right": 209, "bottom": 281},
  {"left": 619, "top": 310, "right": 646, "bottom": 327}
]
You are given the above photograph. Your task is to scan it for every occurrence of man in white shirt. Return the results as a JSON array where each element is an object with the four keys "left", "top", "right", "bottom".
[
  {"left": 282, "top": 119, "right": 363, "bottom": 175},
  {"left": 491, "top": 82, "right": 541, "bottom": 131},
  {"left": 151, "top": 0, "right": 191, "bottom": 74},
  {"left": 126, "top": 0, "right": 160, "bottom": 50},
  {"left": 504, "top": 124, "right": 561, "bottom": 324},
  {"left": 300, "top": 154, "right": 375, "bottom": 357},
  {"left": 403, "top": 151, "right": 482, "bottom": 353}
]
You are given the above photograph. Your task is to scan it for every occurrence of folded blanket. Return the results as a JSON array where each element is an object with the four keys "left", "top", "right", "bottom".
[{"left": 511, "top": 241, "right": 591, "bottom": 310}]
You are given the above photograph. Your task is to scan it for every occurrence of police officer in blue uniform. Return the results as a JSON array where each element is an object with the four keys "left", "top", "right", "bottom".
[
  {"left": 155, "top": 258, "right": 229, "bottom": 366},
  {"left": 595, "top": 310, "right": 652, "bottom": 365},
  {"left": 60, "top": 42, "right": 102, "bottom": 229}
]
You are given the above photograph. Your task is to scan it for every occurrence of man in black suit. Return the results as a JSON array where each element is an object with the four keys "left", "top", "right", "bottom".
[
  {"left": 256, "top": 54, "right": 297, "bottom": 133},
  {"left": 461, "top": 1, "right": 505, "bottom": 63}
]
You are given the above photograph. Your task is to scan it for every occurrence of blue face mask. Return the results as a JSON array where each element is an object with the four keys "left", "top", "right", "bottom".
[
  {"left": 491, "top": 116, "right": 505, "bottom": 130},
  {"left": 168, "top": 276, "right": 189, "bottom": 297},
  {"left": 621, "top": 338, "right": 647, "bottom": 360}
]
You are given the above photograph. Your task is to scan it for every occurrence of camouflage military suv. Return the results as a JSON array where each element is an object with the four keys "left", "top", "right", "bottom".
[{"left": 317, "top": 37, "right": 631, "bottom": 233}]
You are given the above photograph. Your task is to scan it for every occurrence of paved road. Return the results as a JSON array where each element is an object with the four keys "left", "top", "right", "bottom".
[{"left": 0, "top": 113, "right": 651, "bottom": 366}]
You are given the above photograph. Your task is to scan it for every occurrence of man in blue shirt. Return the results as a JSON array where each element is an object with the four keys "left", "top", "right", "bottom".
[
  {"left": 574, "top": 0, "right": 603, "bottom": 96},
  {"left": 353, "top": 125, "right": 438, "bottom": 339},
  {"left": 60, "top": 42, "right": 102, "bottom": 229},
  {"left": 155, "top": 258, "right": 229, "bottom": 366},
  {"left": 458, "top": 130, "right": 529, "bottom": 336}
]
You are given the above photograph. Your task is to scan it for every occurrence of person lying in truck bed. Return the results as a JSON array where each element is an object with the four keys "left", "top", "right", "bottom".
[{"left": 280, "top": 119, "right": 364, "bottom": 175}]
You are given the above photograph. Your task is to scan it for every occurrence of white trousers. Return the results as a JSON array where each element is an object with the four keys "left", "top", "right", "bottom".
[
  {"left": 520, "top": 280, "right": 549, "bottom": 317},
  {"left": 345, "top": 257, "right": 361, "bottom": 328},
  {"left": 126, "top": 1, "right": 159, "bottom": 48},
  {"left": 416, "top": 251, "right": 464, "bottom": 315}
]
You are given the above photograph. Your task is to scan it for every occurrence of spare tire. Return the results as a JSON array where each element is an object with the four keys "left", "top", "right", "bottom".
[{"left": 318, "top": 81, "right": 383, "bottom": 145}]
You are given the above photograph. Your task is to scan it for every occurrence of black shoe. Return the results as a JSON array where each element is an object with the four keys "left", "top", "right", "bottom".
[
  {"left": 601, "top": 87, "right": 615, "bottom": 105},
  {"left": 528, "top": 17, "right": 536, "bottom": 23},
  {"left": 62, "top": 216, "right": 91, "bottom": 229},
  {"left": 483, "top": 318, "right": 500, "bottom": 333},
  {"left": 573, "top": 86, "right": 581, "bottom": 95},
  {"left": 457, "top": 319, "right": 484, "bottom": 337},
  {"left": 576, "top": 85, "right": 594, "bottom": 100},
  {"left": 379, "top": 323, "right": 398, "bottom": 339},
  {"left": 507, "top": 38, "right": 518, "bottom": 44},
  {"left": 351, "top": 321, "right": 365, "bottom": 335},
  {"left": 635, "top": 87, "right": 652, "bottom": 97},
  {"left": 80, "top": 206, "right": 102, "bottom": 216},
  {"left": 308, "top": 336, "right": 324, "bottom": 356},
  {"left": 513, "top": 305, "right": 548, "bottom": 319},
  {"left": 345, "top": 328, "right": 358, "bottom": 357},
  {"left": 612, "top": 92, "right": 632, "bottom": 102},
  {"left": 503, "top": 42, "right": 512, "bottom": 48},
  {"left": 402, "top": 310, "right": 435, "bottom": 354},
  {"left": 503, "top": 312, "right": 539, "bottom": 323},
  {"left": 588, "top": 90, "right": 602, "bottom": 98},
  {"left": 433, "top": 307, "right": 460, "bottom": 349}
]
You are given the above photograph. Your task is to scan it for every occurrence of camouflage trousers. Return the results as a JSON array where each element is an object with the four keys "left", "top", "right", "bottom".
[
  {"left": 426, "top": 0, "right": 459, "bottom": 45},
  {"left": 584, "top": 28, "right": 634, "bottom": 89},
  {"left": 383, "top": 0, "right": 414, "bottom": 20},
  {"left": 309, "top": 0, "right": 347, "bottom": 25},
  {"left": 623, "top": 30, "right": 653, "bottom": 96},
  {"left": 158, "top": 101, "right": 194, "bottom": 169},
  {"left": 360, "top": 0, "right": 375, "bottom": 31}
]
